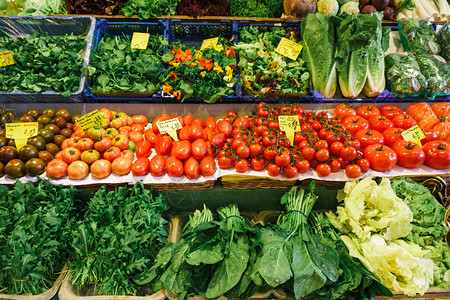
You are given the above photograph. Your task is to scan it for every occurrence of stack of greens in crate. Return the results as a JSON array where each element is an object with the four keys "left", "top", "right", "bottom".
[
  {"left": 0, "top": 30, "right": 86, "bottom": 97},
  {"left": 69, "top": 182, "right": 169, "bottom": 295},
  {"left": 87, "top": 31, "right": 167, "bottom": 96},
  {"left": 0, "top": 179, "right": 78, "bottom": 294},
  {"left": 236, "top": 26, "right": 311, "bottom": 97}
]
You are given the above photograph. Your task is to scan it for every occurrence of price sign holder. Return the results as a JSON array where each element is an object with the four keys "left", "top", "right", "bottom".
[
  {"left": 0, "top": 51, "right": 14, "bottom": 67},
  {"left": 278, "top": 116, "right": 301, "bottom": 146},
  {"left": 157, "top": 118, "right": 182, "bottom": 141},
  {"left": 275, "top": 38, "right": 303, "bottom": 61},
  {"left": 200, "top": 37, "right": 219, "bottom": 51},
  {"left": 131, "top": 32, "right": 150, "bottom": 50},
  {"left": 6, "top": 122, "right": 38, "bottom": 150},
  {"left": 76, "top": 110, "right": 107, "bottom": 130},
  {"left": 401, "top": 125, "right": 425, "bottom": 147}
]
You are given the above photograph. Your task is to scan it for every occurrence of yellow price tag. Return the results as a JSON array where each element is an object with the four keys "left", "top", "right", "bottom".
[
  {"left": 0, "top": 51, "right": 15, "bottom": 67},
  {"left": 76, "top": 110, "right": 107, "bottom": 130},
  {"left": 401, "top": 125, "right": 425, "bottom": 147},
  {"left": 278, "top": 116, "right": 301, "bottom": 146},
  {"left": 200, "top": 37, "right": 219, "bottom": 51},
  {"left": 6, "top": 122, "right": 38, "bottom": 151},
  {"left": 275, "top": 38, "right": 303, "bottom": 61},
  {"left": 157, "top": 118, "right": 182, "bottom": 141},
  {"left": 131, "top": 32, "right": 150, "bottom": 50}
]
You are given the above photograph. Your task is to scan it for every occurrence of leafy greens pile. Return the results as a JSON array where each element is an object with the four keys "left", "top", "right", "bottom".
[
  {"left": 327, "top": 177, "right": 435, "bottom": 296},
  {"left": 391, "top": 177, "right": 450, "bottom": 288},
  {"left": 335, "top": 12, "right": 390, "bottom": 98},
  {"left": 122, "top": 0, "right": 178, "bottom": 19},
  {"left": 437, "top": 22, "right": 450, "bottom": 61},
  {"left": 236, "top": 26, "right": 311, "bottom": 97},
  {"left": 0, "top": 179, "right": 78, "bottom": 294},
  {"left": 228, "top": 0, "right": 284, "bottom": 18},
  {"left": 400, "top": 19, "right": 440, "bottom": 55},
  {"left": 69, "top": 182, "right": 169, "bottom": 295},
  {"left": 19, "top": 0, "right": 67, "bottom": 16},
  {"left": 0, "top": 30, "right": 86, "bottom": 97},
  {"left": 135, "top": 204, "right": 263, "bottom": 300},
  {"left": 416, "top": 54, "right": 450, "bottom": 96},
  {"left": 88, "top": 33, "right": 167, "bottom": 95}
]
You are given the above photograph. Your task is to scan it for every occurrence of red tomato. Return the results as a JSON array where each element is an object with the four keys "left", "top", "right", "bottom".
[
  {"left": 335, "top": 103, "right": 357, "bottom": 121},
  {"left": 345, "top": 164, "right": 361, "bottom": 178},
  {"left": 392, "top": 140, "right": 425, "bottom": 168},
  {"left": 250, "top": 157, "right": 265, "bottom": 171},
  {"left": 368, "top": 115, "right": 393, "bottom": 133},
  {"left": 315, "top": 149, "right": 330, "bottom": 162},
  {"left": 183, "top": 114, "right": 194, "bottom": 126},
  {"left": 132, "top": 157, "right": 150, "bottom": 176},
  {"left": 90, "top": 159, "right": 112, "bottom": 179},
  {"left": 94, "top": 137, "right": 113, "bottom": 153},
  {"left": 383, "top": 127, "right": 404, "bottom": 147},
  {"left": 316, "top": 164, "right": 331, "bottom": 177},
  {"left": 104, "top": 146, "right": 121, "bottom": 162},
  {"left": 155, "top": 135, "right": 173, "bottom": 156},
  {"left": 210, "top": 133, "right": 225, "bottom": 148},
  {"left": 205, "top": 116, "right": 217, "bottom": 129},
  {"left": 191, "top": 139, "right": 207, "bottom": 160},
  {"left": 61, "top": 147, "right": 81, "bottom": 164},
  {"left": 264, "top": 147, "right": 277, "bottom": 161},
  {"left": 346, "top": 137, "right": 361, "bottom": 150},
  {"left": 200, "top": 156, "right": 216, "bottom": 176},
  {"left": 129, "top": 131, "right": 144, "bottom": 145},
  {"left": 173, "top": 140, "right": 191, "bottom": 160},
  {"left": 356, "top": 158, "right": 370, "bottom": 172},
  {"left": 342, "top": 116, "right": 370, "bottom": 135},
  {"left": 330, "top": 142, "right": 344, "bottom": 157},
  {"left": 267, "top": 163, "right": 281, "bottom": 176},
  {"left": 283, "top": 164, "right": 298, "bottom": 178},
  {"left": 134, "top": 141, "right": 151, "bottom": 158},
  {"left": 179, "top": 126, "right": 191, "bottom": 141},
  {"left": 380, "top": 105, "right": 403, "bottom": 120},
  {"left": 295, "top": 160, "right": 310, "bottom": 173},
  {"left": 131, "top": 123, "right": 146, "bottom": 134},
  {"left": 68, "top": 161, "right": 89, "bottom": 180},
  {"left": 422, "top": 140, "right": 450, "bottom": 169},
  {"left": 112, "top": 157, "right": 132, "bottom": 175},
  {"left": 184, "top": 157, "right": 200, "bottom": 179},
  {"left": 249, "top": 144, "right": 263, "bottom": 157},
  {"left": 355, "top": 129, "right": 385, "bottom": 150},
  {"left": 113, "top": 134, "right": 129, "bottom": 151},
  {"left": 121, "top": 149, "right": 134, "bottom": 161},
  {"left": 275, "top": 150, "right": 291, "bottom": 167},
  {"left": 144, "top": 129, "right": 158, "bottom": 147},
  {"left": 314, "top": 140, "right": 329, "bottom": 150},
  {"left": 234, "top": 159, "right": 249, "bottom": 173},
  {"left": 217, "top": 120, "right": 233, "bottom": 137},
  {"left": 81, "top": 149, "right": 100, "bottom": 164},
  {"left": 150, "top": 155, "right": 166, "bottom": 176},
  {"left": 237, "top": 145, "right": 250, "bottom": 159},
  {"left": 363, "top": 144, "right": 397, "bottom": 172},
  {"left": 421, "top": 129, "right": 438, "bottom": 145},
  {"left": 392, "top": 114, "right": 417, "bottom": 130},
  {"left": 356, "top": 105, "right": 380, "bottom": 119},
  {"left": 329, "top": 159, "right": 341, "bottom": 173},
  {"left": 325, "top": 132, "right": 342, "bottom": 145},
  {"left": 406, "top": 102, "right": 436, "bottom": 121},
  {"left": 75, "top": 138, "right": 94, "bottom": 151},
  {"left": 189, "top": 124, "right": 203, "bottom": 140},
  {"left": 166, "top": 156, "right": 183, "bottom": 177},
  {"left": 132, "top": 115, "right": 148, "bottom": 126},
  {"left": 340, "top": 146, "right": 357, "bottom": 162},
  {"left": 46, "top": 159, "right": 68, "bottom": 179},
  {"left": 218, "top": 155, "right": 235, "bottom": 169},
  {"left": 301, "top": 147, "right": 316, "bottom": 161}
]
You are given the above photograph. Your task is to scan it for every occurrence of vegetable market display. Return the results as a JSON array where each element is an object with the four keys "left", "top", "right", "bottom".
[{"left": 0, "top": 102, "right": 448, "bottom": 184}]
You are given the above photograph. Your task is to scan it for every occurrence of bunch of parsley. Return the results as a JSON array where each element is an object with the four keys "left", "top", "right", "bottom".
[
  {"left": 0, "top": 179, "right": 78, "bottom": 294},
  {"left": 69, "top": 182, "right": 169, "bottom": 295}
]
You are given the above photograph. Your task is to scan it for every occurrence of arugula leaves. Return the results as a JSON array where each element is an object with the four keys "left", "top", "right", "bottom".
[
  {"left": 69, "top": 182, "right": 169, "bottom": 296},
  {"left": 0, "top": 30, "right": 86, "bottom": 97},
  {"left": 88, "top": 33, "right": 167, "bottom": 95},
  {"left": 0, "top": 179, "right": 78, "bottom": 295}
]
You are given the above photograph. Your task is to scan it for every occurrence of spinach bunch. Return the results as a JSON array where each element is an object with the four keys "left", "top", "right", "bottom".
[
  {"left": 306, "top": 212, "right": 393, "bottom": 299},
  {"left": 122, "top": 0, "right": 178, "bottom": 19},
  {"left": 135, "top": 204, "right": 263, "bottom": 299},
  {"left": 69, "top": 182, "right": 169, "bottom": 296},
  {"left": 256, "top": 183, "right": 340, "bottom": 299},
  {"left": 0, "top": 30, "right": 86, "bottom": 97},
  {"left": 0, "top": 179, "right": 78, "bottom": 295},
  {"left": 88, "top": 33, "right": 167, "bottom": 94}
]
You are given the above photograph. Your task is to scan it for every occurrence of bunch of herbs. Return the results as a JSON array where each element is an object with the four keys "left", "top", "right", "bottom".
[{"left": 69, "top": 182, "right": 169, "bottom": 295}]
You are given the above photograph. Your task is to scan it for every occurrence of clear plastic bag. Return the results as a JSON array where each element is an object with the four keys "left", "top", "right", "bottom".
[
  {"left": 399, "top": 19, "right": 440, "bottom": 55},
  {"left": 416, "top": 54, "right": 450, "bottom": 97}
]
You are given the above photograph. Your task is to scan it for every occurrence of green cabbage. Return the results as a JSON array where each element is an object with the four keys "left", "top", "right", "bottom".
[{"left": 317, "top": 0, "right": 339, "bottom": 16}]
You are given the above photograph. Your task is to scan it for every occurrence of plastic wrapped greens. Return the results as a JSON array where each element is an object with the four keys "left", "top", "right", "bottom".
[
  {"left": 437, "top": 22, "right": 450, "bottom": 61},
  {"left": 385, "top": 52, "right": 427, "bottom": 97},
  {"left": 399, "top": 19, "right": 440, "bottom": 55},
  {"left": 416, "top": 54, "right": 450, "bottom": 96}
]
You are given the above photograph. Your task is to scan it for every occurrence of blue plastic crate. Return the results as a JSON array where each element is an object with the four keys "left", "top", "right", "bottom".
[{"left": 83, "top": 19, "right": 166, "bottom": 103}]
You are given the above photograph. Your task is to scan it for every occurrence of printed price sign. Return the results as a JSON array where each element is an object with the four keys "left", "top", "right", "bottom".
[
  {"left": 6, "top": 122, "right": 38, "bottom": 150},
  {"left": 275, "top": 38, "right": 303, "bottom": 61},
  {"left": 402, "top": 125, "right": 425, "bottom": 147},
  {"left": 76, "top": 110, "right": 107, "bottom": 130},
  {"left": 278, "top": 116, "right": 301, "bottom": 146},
  {"left": 0, "top": 51, "right": 14, "bottom": 67},
  {"left": 200, "top": 37, "right": 219, "bottom": 51},
  {"left": 157, "top": 118, "right": 182, "bottom": 141},
  {"left": 131, "top": 32, "right": 150, "bottom": 50}
]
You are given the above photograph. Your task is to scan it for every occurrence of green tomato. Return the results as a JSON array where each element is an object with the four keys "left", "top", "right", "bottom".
[{"left": 127, "top": 141, "right": 136, "bottom": 152}]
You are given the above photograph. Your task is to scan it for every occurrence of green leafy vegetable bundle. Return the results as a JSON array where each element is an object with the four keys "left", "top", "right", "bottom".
[
  {"left": 162, "top": 40, "right": 237, "bottom": 103},
  {"left": 437, "top": 22, "right": 450, "bottom": 61},
  {"left": 122, "top": 0, "right": 178, "bottom": 19},
  {"left": 416, "top": 54, "right": 450, "bottom": 96},
  {"left": 88, "top": 33, "right": 167, "bottom": 95},
  {"left": 301, "top": 13, "right": 337, "bottom": 98},
  {"left": 385, "top": 52, "right": 427, "bottom": 97},
  {"left": 391, "top": 177, "right": 450, "bottom": 288},
  {"left": 0, "top": 179, "right": 78, "bottom": 294},
  {"left": 69, "top": 182, "right": 169, "bottom": 295},
  {"left": 19, "top": 0, "right": 67, "bottom": 16},
  {"left": 236, "top": 26, "right": 311, "bottom": 97},
  {"left": 327, "top": 177, "right": 435, "bottom": 297},
  {"left": 0, "top": 30, "right": 86, "bottom": 97},
  {"left": 229, "top": 0, "right": 284, "bottom": 18},
  {"left": 400, "top": 19, "right": 440, "bottom": 55},
  {"left": 135, "top": 204, "right": 263, "bottom": 300}
]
